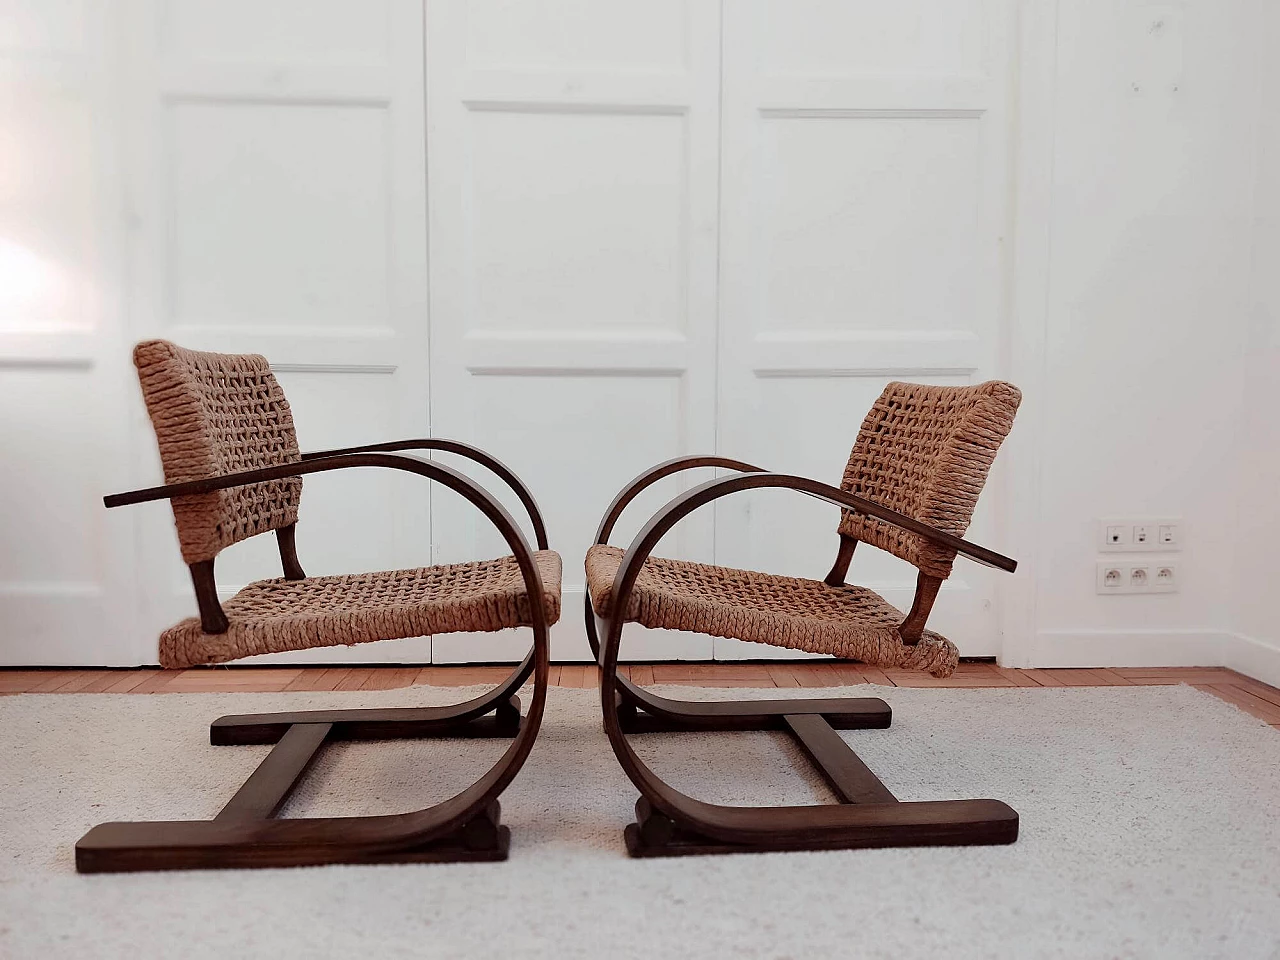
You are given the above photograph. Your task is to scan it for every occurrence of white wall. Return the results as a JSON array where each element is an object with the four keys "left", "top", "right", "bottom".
[
  {"left": 1230, "top": 0, "right": 1280, "bottom": 686},
  {"left": 1004, "top": 0, "right": 1270, "bottom": 672}
]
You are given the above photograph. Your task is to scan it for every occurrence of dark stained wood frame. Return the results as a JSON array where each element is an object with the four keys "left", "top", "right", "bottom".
[
  {"left": 586, "top": 457, "right": 1019, "bottom": 857},
  {"left": 76, "top": 447, "right": 552, "bottom": 873}
]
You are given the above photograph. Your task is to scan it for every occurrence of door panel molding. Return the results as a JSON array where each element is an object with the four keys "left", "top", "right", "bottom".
[{"left": 426, "top": 0, "right": 721, "bottom": 663}]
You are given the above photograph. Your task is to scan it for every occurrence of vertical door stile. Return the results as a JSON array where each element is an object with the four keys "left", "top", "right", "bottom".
[
  {"left": 714, "top": 0, "right": 1015, "bottom": 660},
  {"left": 425, "top": 0, "right": 723, "bottom": 663}
]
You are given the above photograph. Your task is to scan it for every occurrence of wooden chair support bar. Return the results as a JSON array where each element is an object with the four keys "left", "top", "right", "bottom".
[
  {"left": 782, "top": 714, "right": 897, "bottom": 805},
  {"left": 614, "top": 686, "right": 892, "bottom": 733},
  {"left": 823, "top": 534, "right": 858, "bottom": 586},
  {"left": 215, "top": 722, "right": 332, "bottom": 822},
  {"left": 276, "top": 523, "right": 306, "bottom": 580},
  {"left": 188, "top": 560, "right": 228, "bottom": 634},
  {"left": 210, "top": 694, "right": 525, "bottom": 745},
  {"left": 898, "top": 571, "right": 944, "bottom": 644}
]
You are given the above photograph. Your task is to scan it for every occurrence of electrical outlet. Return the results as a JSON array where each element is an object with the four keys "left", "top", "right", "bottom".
[
  {"left": 1098, "top": 564, "right": 1125, "bottom": 592},
  {"left": 1099, "top": 518, "right": 1183, "bottom": 552},
  {"left": 1151, "top": 563, "right": 1177, "bottom": 592},
  {"left": 1096, "top": 561, "right": 1179, "bottom": 594}
]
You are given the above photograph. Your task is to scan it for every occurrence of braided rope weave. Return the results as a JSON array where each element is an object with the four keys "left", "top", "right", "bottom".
[
  {"left": 838, "top": 380, "right": 1021, "bottom": 578},
  {"left": 586, "top": 545, "right": 957, "bottom": 677},
  {"left": 133, "top": 340, "right": 303, "bottom": 565},
  {"left": 133, "top": 339, "right": 564, "bottom": 668},
  {"left": 161, "top": 551, "right": 563, "bottom": 668}
]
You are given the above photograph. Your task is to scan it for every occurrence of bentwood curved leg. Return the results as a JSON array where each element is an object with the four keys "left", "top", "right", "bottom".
[
  {"left": 590, "top": 470, "right": 1018, "bottom": 857},
  {"left": 77, "top": 453, "right": 553, "bottom": 873}
]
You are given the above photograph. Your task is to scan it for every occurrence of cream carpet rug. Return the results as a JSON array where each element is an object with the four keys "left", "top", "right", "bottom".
[{"left": 2, "top": 683, "right": 1279, "bottom": 959}]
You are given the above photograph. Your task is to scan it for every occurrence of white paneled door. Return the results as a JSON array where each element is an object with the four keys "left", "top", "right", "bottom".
[
  {"left": 0, "top": 0, "right": 1018, "bottom": 666},
  {"left": 715, "top": 0, "right": 1015, "bottom": 658},
  {"left": 424, "top": 0, "right": 722, "bottom": 663},
  {"left": 0, "top": 2, "right": 139, "bottom": 665}
]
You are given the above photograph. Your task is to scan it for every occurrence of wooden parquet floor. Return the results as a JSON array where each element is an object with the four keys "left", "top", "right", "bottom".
[{"left": 2, "top": 662, "right": 1278, "bottom": 730}]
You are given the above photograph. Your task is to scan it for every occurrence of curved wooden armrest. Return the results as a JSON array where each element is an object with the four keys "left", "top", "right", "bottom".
[
  {"left": 298, "top": 438, "right": 548, "bottom": 549},
  {"left": 594, "top": 455, "right": 765, "bottom": 545},
  {"left": 103, "top": 453, "right": 544, "bottom": 585},
  {"left": 105, "top": 452, "right": 548, "bottom": 635},
  {"left": 612, "top": 473, "right": 1016, "bottom": 609}
]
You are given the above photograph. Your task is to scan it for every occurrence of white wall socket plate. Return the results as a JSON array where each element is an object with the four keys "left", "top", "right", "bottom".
[
  {"left": 1096, "top": 561, "right": 1178, "bottom": 594},
  {"left": 1099, "top": 517, "right": 1182, "bottom": 551}
]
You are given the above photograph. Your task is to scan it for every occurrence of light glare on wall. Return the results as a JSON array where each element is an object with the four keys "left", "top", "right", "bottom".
[{"left": 0, "top": 237, "right": 74, "bottom": 329}]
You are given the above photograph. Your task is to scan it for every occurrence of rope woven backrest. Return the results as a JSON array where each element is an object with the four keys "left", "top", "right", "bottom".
[
  {"left": 838, "top": 380, "right": 1021, "bottom": 579},
  {"left": 133, "top": 339, "right": 303, "bottom": 565}
]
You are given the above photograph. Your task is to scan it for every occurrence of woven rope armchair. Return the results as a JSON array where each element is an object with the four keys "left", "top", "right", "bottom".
[
  {"left": 585, "top": 380, "right": 1022, "bottom": 858},
  {"left": 76, "top": 340, "right": 560, "bottom": 873}
]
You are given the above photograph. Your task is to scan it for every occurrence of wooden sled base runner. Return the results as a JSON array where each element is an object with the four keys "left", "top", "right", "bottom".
[
  {"left": 76, "top": 680, "right": 533, "bottom": 873},
  {"left": 614, "top": 687, "right": 1019, "bottom": 858}
]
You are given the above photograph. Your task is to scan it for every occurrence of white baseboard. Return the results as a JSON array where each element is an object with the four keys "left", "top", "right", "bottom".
[
  {"left": 1224, "top": 632, "right": 1280, "bottom": 688},
  {"left": 1023, "top": 629, "right": 1229, "bottom": 668},
  {"left": 1023, "top": 628, "right": 1280, "bottom": 687}
]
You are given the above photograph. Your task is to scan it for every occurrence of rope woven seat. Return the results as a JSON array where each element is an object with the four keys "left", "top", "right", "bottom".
[
  {"left": 585, "top": 545, "right": 955, "bottom": 677},
  {"left": 161, "top": 551, "right": 562, "bottom": 668}
]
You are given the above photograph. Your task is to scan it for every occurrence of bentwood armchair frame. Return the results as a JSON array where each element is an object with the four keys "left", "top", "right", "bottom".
[
  {"left": 77, "top": 443, "right": 555, "bottom": 873},
  {"left": 586, "top": 457, "right": 1020, "bottom": 857}
]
